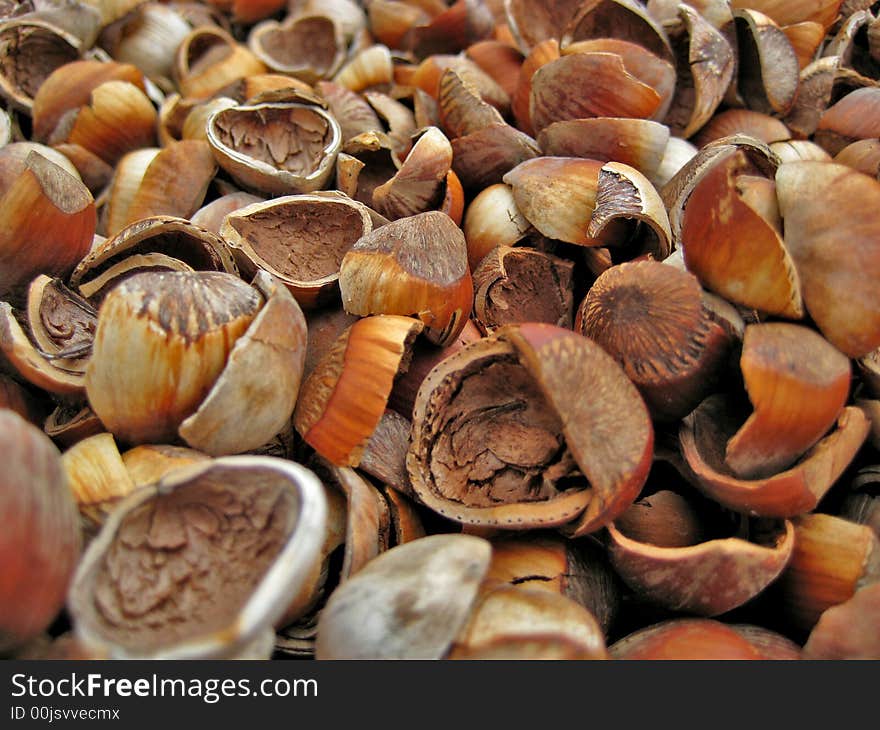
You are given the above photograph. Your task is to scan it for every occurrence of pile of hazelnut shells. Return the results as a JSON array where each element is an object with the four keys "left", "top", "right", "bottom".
[{"left": 1, "top": 0, "right": 879, "bottom": 660}]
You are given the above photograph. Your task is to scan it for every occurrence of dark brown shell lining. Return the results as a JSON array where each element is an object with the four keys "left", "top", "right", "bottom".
[
  {"left": 476, "top": 249, "right": 574, "bottom": 329},
  {"left": 689, "top": 394, "right": 759, "bottom": 478},
  {"left": 214, "top": 106, "right": 332, "bottom": 176},
  {"left": 184, "top": 32, "right": 232, "bottom": 76},
  {"left": 37, "top": 280, "right": 96, "bottom": 354},
  {"left": 424, "top": 352, "right": 579, "bottom": 508},
  {"left": 0, "top": 25, "right": 79, "bottom": 100},
  {"left": 78, "top": 229, "right": 231, "bottom": 288}
]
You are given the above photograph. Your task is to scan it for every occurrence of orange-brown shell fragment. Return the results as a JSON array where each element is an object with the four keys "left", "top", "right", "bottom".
[
  {"left": 449, "top": 585, "right": 609, "bottom": 660},
  {"left": 775, "top": 161, "right": 880, "bottom": 358},
  {"left": 108, "top": 140, "right": 218, "bottom": 235},
  {"left": 529, "top": 51, "right": 662, "bottom": 134},
  {"left": 607, "top": 518, "right": 794, "bottom": 616},
  {"left": 680, "top": 395, "right": 870, "bottom": 517},
  {"left": 724, "top": 323, "right": 851, "bottom": 479},
  {"left": 338, "top": 210, "right": 473, "bottom": 346},
  {"left": 70, "top": 216, "right": 237, "bottom": 296},
  {"left": 815, "top": 88, "right": 880, "bottom": 156},
  {"left": 406, "top": 323, "right": 653, "bottom": 535},
  {"left": 0, "top": 151, "right": 96, "bottom": 303},
  {"left": 31, "top": 60, "right": 147, "bottom": 143},
  {"left": 775, "top": 513, "right": 880, "bottom": 633},
  {"left": 678, "top": 145, "right": 803, "bottom": 318},
  {"left": 293, "top": 315, "right": 424, "bottom": 467}
]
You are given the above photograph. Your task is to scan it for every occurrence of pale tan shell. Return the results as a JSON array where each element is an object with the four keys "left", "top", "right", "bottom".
[{"left": 68, "top": 456, "right": 328, "bottom": 659}]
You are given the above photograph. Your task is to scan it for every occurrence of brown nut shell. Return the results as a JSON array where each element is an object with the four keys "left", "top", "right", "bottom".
[
  {"left": 537, "top": 117, "right": 669, "bottom": 180},
  {"left": 84, "top": 270, "right": 262, "bottom": 445},
  {"left": 31, "top": 60, "right": 146, "bottom": 144},
  {"left": 724, "top": 323, "right": 851, "bottom": 479},
  {"left": 0, "top": 17, "right": 82, "bottom": 113},
  {"left": 71, "top": 216, "right": 237, "bottom": 298},
  {"left": 503, "top": 156, "right": 603, "bottom": 246},
  {"left": 248, "top": 15, "right": 345, "bottom": 84},
  {"left": 486, "top": 534, "right": 620, "bottom": 633},
  {"left": 473, "top": 246, "right": 575, "bottom": 332},
  {"left": 339, "top": 210, "right": 473, "bottom": 346},
  {"left": 0, "top": 410, "right": 81, "bottom": 652},
  {"left": 450, "top": 585, "right": 608, "bottom": 660},
  {"left": 681, "top": 395, "right": 870, "bottom": 517},
  {"left": 177, "top": 272, "right": 308, "bottom": 456},
  {"left": 68, "top": 456, "right": 327, "bottom": 659},
  {"left": 529, "top": 51, "right": 662, "bottom": 134},
  {"left": 60, "top": 432, "right": 135, "bottom": 534},
  {"left": 607, "top": 518, "right": 794, "bottom": 616},
  {"left": 677, "top": 144, "right": 802, "bottom": 319},
  {"left": 774, "top": 513, "right": 880, "bottom": 633},
  {"left": 775, "top": 161, "right": 880, "bottom": 358},
  {"left": 610, "top": 619, "right": 764, "bottom": 660},
  {"left": 407, "top": 324, "right": 653, "bottom": 535},
  {"left": 0, "top": 151, "right": 95, "bottom": 303},
  {"left": 802, "top": 582, "right": 880, "bottom": 659},
  {"left": 294, "top": 315, "right": 424, "bottom": 467},
  {"left": 577, "top": 260, "right": 731, "bottom": 422},
  {"left": 220, "top": 192, "right": 373, "bottom": 309},
  {"left": 173, "top": 26, "right": 267, "bottom": 99}
]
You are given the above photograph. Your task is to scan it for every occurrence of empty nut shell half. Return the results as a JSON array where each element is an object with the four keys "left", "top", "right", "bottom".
[
  {"left": 220, "top": 192, "right": 373, "bottom": 309},
  {"left": 680, "top": 394, "right": 870, "bottom": 517},
  {"left": 473, "top": 246, "right": 574, "bottom": 332},
  {"left": 71, "top": 215, "right": 238, "bottom": 299},
  {"left": 0, "top": 17, "right": 82, "bottom": 113},
  {"left": 407, "top": 323, "right": 653, "bottom": 535},
  {"left": 207, "top": 101, "right": 341, "bottom": 196},
  {"left": 248, "top": 15, "right": 346, "bottom": 84},
  {"left": 68, "top": 455, "right": 327, "bottom": 659},
  {"left": 607, "top": 516, "right": 795, "bottom": 616}
]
